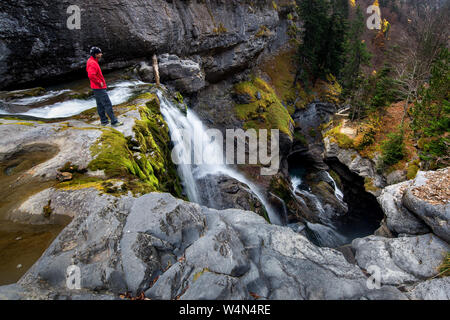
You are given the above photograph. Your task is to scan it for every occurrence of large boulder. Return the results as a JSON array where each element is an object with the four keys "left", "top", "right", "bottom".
[
  {"left": 402, "top": 168, "right": 450, "bottom": 242},
  {"left": 158, "top": 54, "right": 206, "bottom": 94},
  {"left": 195, "top": 174, "right": 268, "bottom": 221},
  {"left": 352, "top": 234, "right": 449, "bottom": 286},
  {"left": 377, "top": 181, "right": 430, "bottom": 236},
  {"left": 405, "top": 278, "right": 450, "bottom": 300}
]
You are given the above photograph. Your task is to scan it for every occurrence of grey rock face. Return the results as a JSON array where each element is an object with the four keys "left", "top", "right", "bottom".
[
  {"left": 386, "top": 170, "right": 407, "bottom": 185},
  {"left": 158, "top": 54, "right": 206, "bottom": 94},
  {"left": 0, "top": 0, "right": 294, "bottom": 89},
  {"left": 377, "top": 181, "right": 430, "bottom": 235},
  {"left": 290, "top": 102, "right": 338, "bottom": 171},
  {"left": 323, "top": 136, "right": 385, "bottom": 196},
  {"left": 1, "top": 190, "right": 409, "bottom": 300},
  {"left": 405, "top": 278, "right": 450, "bottom": 300},
  {"left": 352, "top": 234, "right": 449, "bottom": 286},
  {"left": 402, "top": 169, "right": 450, "bottom": 242},
  {"left": 196, "top": 174, "right": 266, "bottom": 220}
]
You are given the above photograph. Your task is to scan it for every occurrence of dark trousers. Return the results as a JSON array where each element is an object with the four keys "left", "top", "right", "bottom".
[{"left": 93, "top": 89, "right": 118, "bottom": 125}]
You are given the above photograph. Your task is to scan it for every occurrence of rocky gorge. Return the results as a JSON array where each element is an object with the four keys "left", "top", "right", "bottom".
[{"left": 0, "top": 0, "right": 448, "bottom": 300}]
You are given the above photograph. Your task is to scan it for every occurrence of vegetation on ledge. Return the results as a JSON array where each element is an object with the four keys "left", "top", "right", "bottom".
[{"left": 234, "top": 77, "right": 294, "bottom": 138}]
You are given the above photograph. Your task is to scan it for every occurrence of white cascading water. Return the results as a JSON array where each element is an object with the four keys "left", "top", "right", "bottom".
[
  {"left": 157, "top": 91, "right": 282, "bottom": 225},
  {"left": 324, "top": 171, "right": 344, "bottom": 201},
  {"left": 290, "top": 173, "right": 348, "bottom": 247},
  {"left": 0, "top": 80, "right": 145, "bottom": 119}
]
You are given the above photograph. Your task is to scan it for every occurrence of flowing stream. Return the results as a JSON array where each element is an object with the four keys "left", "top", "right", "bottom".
[
  {"left": 0, "top": 80, "right": 146, "bottom": 118},
  {"left": 290, "top": 174, "right": 349, "bottom": 247}
]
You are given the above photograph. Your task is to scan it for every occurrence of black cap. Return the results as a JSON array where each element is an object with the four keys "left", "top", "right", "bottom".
[{"left": 90, "top": 46, "right": 102, "bottom": 57}]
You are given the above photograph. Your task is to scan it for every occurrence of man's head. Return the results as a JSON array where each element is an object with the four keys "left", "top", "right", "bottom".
[{"left": 90, "top": 47, "right": 103, "bottom": 60}]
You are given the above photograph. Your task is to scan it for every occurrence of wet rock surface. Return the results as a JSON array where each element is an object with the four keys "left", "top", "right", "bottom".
[{"left": 196, "top": 174, "right": 267, "bottom": 221}]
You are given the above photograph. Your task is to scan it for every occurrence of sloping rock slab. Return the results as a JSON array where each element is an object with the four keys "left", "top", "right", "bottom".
[
  {"left": 352, "top": 234, "right": 449, "bottom": 286},
  {"left": 0, "top": 191, "right": 410, "bottom": 300}
]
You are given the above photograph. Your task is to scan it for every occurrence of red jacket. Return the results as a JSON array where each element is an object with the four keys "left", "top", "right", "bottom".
[{"left": 86, "top": 56, "right": 107, "bottom": 89}]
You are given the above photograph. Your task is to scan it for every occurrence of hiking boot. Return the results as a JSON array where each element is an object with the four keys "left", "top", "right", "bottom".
[{"left": 111, "top": 121, "right": 124, "bottom": 127}]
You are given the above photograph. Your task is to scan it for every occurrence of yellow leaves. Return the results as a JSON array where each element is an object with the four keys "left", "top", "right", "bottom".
[
  {"left": 324, "top": 74, "right": 343, "bottom": 105},
  {"left": 250, "top": 292, "right": 261, "bottom": 299},
  {"left": 119, "top": 292, "right": 150, "bottom": 300},
  {"left": 382, "top": 19, "right": 390, "bottom": 33},
  {"left": 350, "top": 0, "right": 356, "bottom": 7}
]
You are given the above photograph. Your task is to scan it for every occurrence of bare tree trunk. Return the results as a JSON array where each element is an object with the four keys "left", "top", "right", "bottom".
[
  {"left": 152, "top": 54, "right": 160, "bottom": 87},
  {"left": 402, "top": 95, "right": 410, "bottom": 125}
]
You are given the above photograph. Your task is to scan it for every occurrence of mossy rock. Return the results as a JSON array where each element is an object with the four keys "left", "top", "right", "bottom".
[
  {"left": 406, "top": 164, "right": 419, "bottom": 180},
  {"left": 364, "top": 177, "right": 379, "bottom": 193},
  {"left": 324, "top": 123, "right": 354, "bottom": 149},
  {"left": 82, "top": 93, "right": 183, "bottom": 198},
  {"left": 234, "top": 77, "right": 294, "bottom": 138}
]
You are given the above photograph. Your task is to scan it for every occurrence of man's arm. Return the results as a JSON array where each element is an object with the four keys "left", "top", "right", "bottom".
[{"left": 87, "top": 64, "right": 103, "bottom": 88}]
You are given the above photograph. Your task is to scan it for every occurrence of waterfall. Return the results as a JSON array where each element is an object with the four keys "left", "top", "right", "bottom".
[
  {"left": 324, "top": 171, "right": 344, "bottom": 201},
  {"left": 156, "top": 91, "right": 281, "bottom": 225},
  {"left": 305, "top": 222, "right": 348, "bottom": 248},
  {"left": 290, "top": 172, "right": 348, "bottom": 247}
]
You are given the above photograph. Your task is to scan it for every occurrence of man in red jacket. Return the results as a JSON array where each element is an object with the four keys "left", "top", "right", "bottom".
[{"left": 87, "top": 47, "right": 123, "bottom": 127}]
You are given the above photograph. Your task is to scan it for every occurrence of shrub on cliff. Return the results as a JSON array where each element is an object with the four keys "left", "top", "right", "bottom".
[{"left": 380, "top": 128, "right": 406, "bottom": 168}]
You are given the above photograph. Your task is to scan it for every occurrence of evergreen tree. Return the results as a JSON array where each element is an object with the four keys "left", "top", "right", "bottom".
[
  {"left": 297, "top": 0, "right": 330, "bottom": 82},
  {"left": 411, "top": 48, "right": 450, "bottom": 167},
  {"left": 341, "top": 6, "right": 371, "bottom": 91},
  {"left": 296, "top": 0, "right": 348, "bottom": 83}
]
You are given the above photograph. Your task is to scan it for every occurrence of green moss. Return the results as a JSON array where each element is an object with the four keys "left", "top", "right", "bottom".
[
  {"left": 269, "top": 174, "right": 302, "bottom": 223},
  {"left": 325, "top": 124, "right": 354, "bottom": 149},
  {"left": 308, "top": 128, "right": 317, "bottom": 138},
  {"left": 64, "top": 92, "right": 184, "bottom": 198},
  {"left": 438, "top": 252, "right": 450, "bottom": 278},
  {"left": 234, "top": 77, "right": 294, "bottom": 138},
  {"left": 259, "top": 49, "right": 314, "bottom": 114},
  {"left": 2, "top": 122, "right": 36, "bottom": 127},
  {"left": 272, "top": 1, "right": 278, "bottom": 10},
  {"left": 133, "top": 97, "right": 184, "bottom": 198},
  {"left": 213, "top": 23, "right": 227, "bottom": 34},
  {"left": 43, "top": 200, "right": 52, "bottom": 218},
  {"left": 294, "top": 131, "right": 307, "bottom": 146},
  {"left": 406, "top": 164, "right": 419, "bottom": 180},
  {"left": 57, "top": 176, "right": 104, "bottom": 191},
  {"left": 364, "top": 177, "right": 379, "bottom": 193},
  {"left": 256, "top": 25, "right": 271, "bottom": 37}
]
